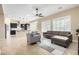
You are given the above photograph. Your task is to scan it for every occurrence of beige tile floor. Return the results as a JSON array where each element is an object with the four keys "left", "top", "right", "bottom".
[
  {"left": 0, "top": 31, "right": 51, "bottom": 55},
  {"left": 0, "top": 37, "right": 52, "bottom": 55},
  {"left": 0, "top": 31, "right": 78, "bottom": 55},
  {"left": 0, "top": 39, "right": 78, "bottom": 55},
  {"left": 64, "top": 42, "right": 78, "bottom": 55}
]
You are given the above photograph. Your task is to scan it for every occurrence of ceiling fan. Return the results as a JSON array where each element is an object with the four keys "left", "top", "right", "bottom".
[{"left": 35, "top": 8, "right": 44, "bottom": 17}]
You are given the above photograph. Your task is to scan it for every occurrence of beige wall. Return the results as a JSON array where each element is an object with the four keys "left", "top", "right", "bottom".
[
  {"left": 36, "top": 6, "right": 79, "bottom": 42},
  {"left": 0, "top": 4, "right": 5, "bottom": 40}
]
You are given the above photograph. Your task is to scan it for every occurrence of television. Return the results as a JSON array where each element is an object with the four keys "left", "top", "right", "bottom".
[{"left": 10, "top": 23, "right": 17, "bottom": 28}]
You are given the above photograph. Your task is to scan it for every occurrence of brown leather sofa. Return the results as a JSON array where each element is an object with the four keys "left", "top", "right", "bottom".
[{"left": 43, "top": 31, "right": 72, "bottom": 48}]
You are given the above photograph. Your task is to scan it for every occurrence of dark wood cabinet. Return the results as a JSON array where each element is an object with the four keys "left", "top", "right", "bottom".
[
  {"left": 21, "top": 24, "right": 30, "bottom": 30},
  {"left": 10, "top": 23, "right": 17, "bottom": 28}
]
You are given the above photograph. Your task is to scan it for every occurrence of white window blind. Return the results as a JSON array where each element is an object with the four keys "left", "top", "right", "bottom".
[{"left": 52, "top": 16, "right": 71, "bottom": 31}]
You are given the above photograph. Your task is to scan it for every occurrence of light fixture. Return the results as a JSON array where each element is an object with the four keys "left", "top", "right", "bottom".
[{"left": 35, "top": 8, "right": 44, "bottom": 17}]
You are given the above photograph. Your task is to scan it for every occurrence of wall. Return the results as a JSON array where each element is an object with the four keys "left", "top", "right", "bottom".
[
  {"left": 36, "top": 6, "right": 79, "bottom": 42},
  {"left": 5, "top": 18, "right": 11, "bottom": 39},
  {"left": 0, "top": 4, "right": 5, "bottom": 40}
]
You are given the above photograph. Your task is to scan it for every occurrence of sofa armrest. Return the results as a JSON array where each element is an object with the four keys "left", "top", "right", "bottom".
[
  {"left": 64, "top": 34, "right": 72, "bottom": 42},
  {"left": 61, "top": 34, "right": 72, "bottom": 37}
]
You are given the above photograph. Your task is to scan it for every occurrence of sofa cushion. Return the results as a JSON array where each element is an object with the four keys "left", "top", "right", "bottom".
[{"left": 52, "top": 35, "right": 68, "bottom": 40}]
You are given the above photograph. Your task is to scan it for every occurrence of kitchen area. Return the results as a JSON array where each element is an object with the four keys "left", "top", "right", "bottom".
[{"left": 5, "top": 18, "right": 30, "bottom": 40}]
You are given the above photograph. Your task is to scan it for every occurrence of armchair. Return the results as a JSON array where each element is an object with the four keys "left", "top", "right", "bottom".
[{"left": 27, "top": 31, "right": 41, "bottom": 44}]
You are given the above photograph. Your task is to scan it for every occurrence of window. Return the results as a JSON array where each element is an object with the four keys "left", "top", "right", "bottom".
[
  {"left": 52, "top": 16, "right": 71, "bottom": 31},
  {"left": 30, "top": 21, "right": 37, "bottom": 31},
  {"left": 41, "top": 20, "right": 51, "bottom": 32}
]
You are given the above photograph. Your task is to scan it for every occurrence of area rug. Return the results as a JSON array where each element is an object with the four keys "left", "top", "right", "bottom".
[
  {"left": 37, "top": 38, "right": 66, "bottom": 55},
  {"left": 38, "top": 44, "right": 54, "bottom": 53}
]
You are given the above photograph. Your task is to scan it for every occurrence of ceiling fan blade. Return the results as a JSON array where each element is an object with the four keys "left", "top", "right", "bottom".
[
  {"left": 39, "top": 15, "right": 44, "bottom": 17},
  {"left": 38, "top": 13, "right": 44, "bottom": 17}
]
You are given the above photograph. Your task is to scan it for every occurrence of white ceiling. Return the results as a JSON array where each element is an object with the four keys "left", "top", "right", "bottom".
[{"left": 2, "top": 4, "right": 78, "bottom": 21}]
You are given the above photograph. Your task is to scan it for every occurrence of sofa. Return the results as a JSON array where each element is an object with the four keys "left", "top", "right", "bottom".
[
  {"left": 27, "top": 31, "right": 41, "bottom": 44},
  {"left": 43, "top": 31, "right": 72, "bottom": 48}
]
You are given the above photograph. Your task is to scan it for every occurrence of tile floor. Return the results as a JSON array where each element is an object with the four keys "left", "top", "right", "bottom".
[{"left": 0, "top": 31, "right": 78, "bottom": 55}]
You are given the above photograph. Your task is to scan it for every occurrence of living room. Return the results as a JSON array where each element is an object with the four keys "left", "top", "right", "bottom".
[
  {"left": 29, "top": 5, "right": 79, "bottom": 54},
  {"left": 0, "top": 4, "right": 79, "bottom": 55}
]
